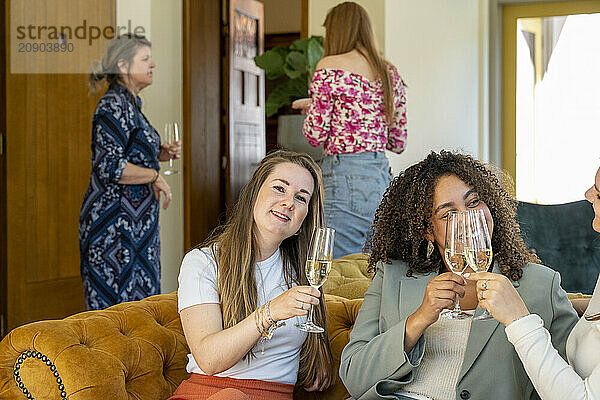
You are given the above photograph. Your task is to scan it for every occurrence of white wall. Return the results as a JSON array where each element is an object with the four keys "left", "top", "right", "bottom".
[
  {"left": 308, "top": 0, "right": 385, "bottom": 51},
  {"left": 384, "top": 0, "right": 481, "bottom": 173},
  {"left": 308, "top": 0, "right": 486, "bottom": 174},
  {"left": 117, "top": 0, "right": 184, "bottom": 294}
]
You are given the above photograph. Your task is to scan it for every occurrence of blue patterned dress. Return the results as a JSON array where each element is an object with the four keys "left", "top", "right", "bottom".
[{"left": 79, "top": 83, "right": 161, "bottom": 310}]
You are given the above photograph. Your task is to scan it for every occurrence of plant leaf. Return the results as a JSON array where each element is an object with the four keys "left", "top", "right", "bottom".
[
  {"left": 265, "top": 79, "right": 309, "bottom": 116},
  {"left": 307, "top": 38, "right": 324, "bottom": 77},
  {"left": 254, "top": 47, "right": 288, "bottom": 80},
  {"left": 284, "top": 51, "right": 308, "bottom": 79},
  {"left": 290, "top": 38, "right": 309, "bottom": 53},
  {"left": 311, "top": 35, "right": 324, "bottom": 46}
]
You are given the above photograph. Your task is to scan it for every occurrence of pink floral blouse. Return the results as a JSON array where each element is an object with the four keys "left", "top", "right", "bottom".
[{"left": 302, "top": 64, "right": 407, "bottom": 156}]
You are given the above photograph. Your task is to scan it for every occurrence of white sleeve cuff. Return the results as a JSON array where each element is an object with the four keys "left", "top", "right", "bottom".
[{"left": 505, "top": 314, "right": 544, "bottom": 344}]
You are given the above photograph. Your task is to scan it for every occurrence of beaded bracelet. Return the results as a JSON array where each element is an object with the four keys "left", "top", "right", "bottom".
[{"left": 13, "top": 350, "right": 66, "bottom": 400}]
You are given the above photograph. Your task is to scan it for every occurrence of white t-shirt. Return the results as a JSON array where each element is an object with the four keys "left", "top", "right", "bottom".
[{"left": 177, "top": 247, "right": 308, "bottom": 385}]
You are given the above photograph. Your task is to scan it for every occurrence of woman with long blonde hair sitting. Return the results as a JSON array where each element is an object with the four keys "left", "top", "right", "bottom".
[{"left": 170, "top": 151, "right": 334, "bottom": 400}]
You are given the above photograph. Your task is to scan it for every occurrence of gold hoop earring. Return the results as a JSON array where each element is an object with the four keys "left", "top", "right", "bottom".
[{"left": 426, "top": 241, "right": 434, "bottom": 259}]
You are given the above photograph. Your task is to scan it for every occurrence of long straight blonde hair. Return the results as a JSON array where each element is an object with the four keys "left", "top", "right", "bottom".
[
  {"left": 323, "top": 2, "right": 395, "bottom": 123},
  {"left": 205, "top": 150, "right": 335, "bottom": 389}
]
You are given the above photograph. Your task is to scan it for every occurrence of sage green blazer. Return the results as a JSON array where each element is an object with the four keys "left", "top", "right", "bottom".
[{"left": 339, "top": 260, "right": 579, "bottom": 400}]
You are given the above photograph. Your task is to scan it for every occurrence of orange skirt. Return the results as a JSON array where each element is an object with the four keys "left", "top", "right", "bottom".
[{"left": 169, "top": 373, "right": 295, "bottom": 400}]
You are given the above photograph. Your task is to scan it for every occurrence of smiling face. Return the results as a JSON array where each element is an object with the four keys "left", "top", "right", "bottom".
[
  {"left": 584, "top": 167, "right": 600, "bottom": 233},
  {"left": 426, "top": 174, "right": 494, "bottom": 268},
  {"left": 252, "top": 162, "right": 314, "bottom": 253},
  {"left": 119, "top": 45, "right": 155, "bottom": 94}
]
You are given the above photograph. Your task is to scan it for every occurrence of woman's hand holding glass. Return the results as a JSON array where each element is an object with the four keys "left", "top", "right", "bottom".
[
  {"left": 464, "top": 271, "right": 530, "bottom": 326},
  {"left": 162, "top": 122, "right": 182, "bottom": 174},
  {"left": 269, "top": 285, "right": 321, "bottom": 322},
  {"left": 159, "top": 141, "right": 181, "bottom": 162},
  {"left": 414, "top": 272, "right": 467, "bottom": 326}
]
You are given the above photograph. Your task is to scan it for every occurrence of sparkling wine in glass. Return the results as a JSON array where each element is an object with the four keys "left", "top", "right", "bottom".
[
  {"left": 441, "top": 212, "right": 471, "bottom": 319},
  {"left": 465, "top": 209, "right": 495, "bottom": 320},
  {"left": 163, "top": 122, "right": 180, "bottom": 175},
  {"left": 296, "top": 227, "right": 335, "bottom": 333}
]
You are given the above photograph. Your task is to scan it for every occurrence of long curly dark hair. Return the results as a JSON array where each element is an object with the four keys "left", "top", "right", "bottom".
[{"left": 365, "top": 150, "right": 539, "bottom": 281}]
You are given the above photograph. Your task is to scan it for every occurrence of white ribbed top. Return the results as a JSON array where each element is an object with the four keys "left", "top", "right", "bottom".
[{"left": 400, "top": 315, "right": 472, "bottom": 400}]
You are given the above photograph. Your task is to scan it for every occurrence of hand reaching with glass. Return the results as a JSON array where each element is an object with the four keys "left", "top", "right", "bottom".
[
  {"left": 463, "top": 271, "right": 529, "bottom": 326},
  {"left": 296, "top": 227, "right": 335, "bottom": 333},
  {"left": 161, "top": 122, "right": 182, "bottom": 175}
]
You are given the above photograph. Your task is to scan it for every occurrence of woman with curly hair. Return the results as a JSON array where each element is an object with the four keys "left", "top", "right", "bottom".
[
  {"left": 170, "top": 151, "right": 334, "bottom": 399},
  {"left": 339, "top": 151, "right": 578, "bottom": 400}
]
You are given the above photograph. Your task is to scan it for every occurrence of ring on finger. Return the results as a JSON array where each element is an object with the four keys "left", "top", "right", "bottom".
[
  {"left": 482, "top": 280, "right": 488, "bottom": 290},
  {"left": 479, "top": 291, "right": 485, "bottom": 300}
]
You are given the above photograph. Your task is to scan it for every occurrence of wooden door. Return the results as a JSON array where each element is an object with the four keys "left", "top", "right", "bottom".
[
  {"left": 224, "top": 0, "right": 265, "bottom": 205},
  {"left": 183, "top": 0, "right": 224, "bottom": 250},
  {"left": 2, "top": 0, "right": 114, "bottom": 332}
]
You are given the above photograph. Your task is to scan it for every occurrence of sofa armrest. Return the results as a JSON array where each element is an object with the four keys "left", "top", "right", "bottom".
[{"left": 0, "top": 293, "right": 190, "bottom": 400}]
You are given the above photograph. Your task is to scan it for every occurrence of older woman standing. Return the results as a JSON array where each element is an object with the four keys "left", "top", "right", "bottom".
[{"left": 79, "top": 34, "right": 180, "bottom": 310}]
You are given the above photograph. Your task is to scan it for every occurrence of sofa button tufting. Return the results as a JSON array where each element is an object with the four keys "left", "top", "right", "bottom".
[{"left": 460, "top": 389, "right": 471, "bottom": 399}]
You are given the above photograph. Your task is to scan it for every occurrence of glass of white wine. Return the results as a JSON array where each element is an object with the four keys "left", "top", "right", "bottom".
[
  {"left": 441, "top": 212, "right": 471, "bottom": 319},
  {"left": 295, "top": 227, "right": 335, "bottom": 333},
  {"left": 465, "top": 209, "right": 494, "bottom": 320},
  {"left": 163, "top": 122, "right": 180, "bottom": 175}
]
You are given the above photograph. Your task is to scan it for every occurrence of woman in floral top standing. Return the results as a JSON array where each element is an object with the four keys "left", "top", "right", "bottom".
[{"left": 294, "top": 1, "right": 407, "bottom": 258}]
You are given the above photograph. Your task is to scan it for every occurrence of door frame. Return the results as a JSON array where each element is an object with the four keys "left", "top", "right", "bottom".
[
  {"left": 487, "top": 0, "right": 600, "bottom": 177},
  {"left": 1, "top": 0, "right": 7, "bottom": 338}
]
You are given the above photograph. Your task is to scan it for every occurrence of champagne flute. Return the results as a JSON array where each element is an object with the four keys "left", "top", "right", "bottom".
[
  {"left": 441, "top": 212, "right": 471, "bottom": 319},
  {"left": 163, "top": 122, "right": 180, "bottom": 175},
  {"left": 465, "top": 209, "right": 495, "bottom": 320},
  {"left": 296, "top": 227, "right": 335, "bottom": 333}
]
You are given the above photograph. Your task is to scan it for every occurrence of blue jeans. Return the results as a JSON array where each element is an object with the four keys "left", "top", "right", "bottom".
[{"left": 320, "top": 152, "right": 393, "bottom": 259}]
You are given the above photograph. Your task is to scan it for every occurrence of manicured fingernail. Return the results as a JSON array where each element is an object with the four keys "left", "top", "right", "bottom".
[{"left": 463, "top": 273, "right": 471, "bottom": 278}]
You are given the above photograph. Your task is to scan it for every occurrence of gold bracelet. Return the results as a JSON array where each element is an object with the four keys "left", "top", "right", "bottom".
[
  {"left": 254, "top": 307, "right": 264, "bottom": 335},
  {"left": 151, "top": 169, "right": 159, "bottom": 184},
  {"left": 264, "top": 301, "right": 275, "bottom": 326}
]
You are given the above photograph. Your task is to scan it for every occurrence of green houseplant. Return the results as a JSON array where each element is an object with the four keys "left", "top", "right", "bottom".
[{"left": 254, "top": 36, "right": 324, "bottom": 117}]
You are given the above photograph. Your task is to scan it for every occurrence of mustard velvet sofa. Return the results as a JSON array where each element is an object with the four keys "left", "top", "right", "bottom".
[
  {"left": 0, "top": 253, "right": 590, "bottom": 400},
  {"left": 0, "top": 254, "right": 371, "bottom": 400}
]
